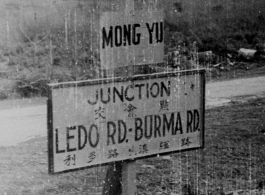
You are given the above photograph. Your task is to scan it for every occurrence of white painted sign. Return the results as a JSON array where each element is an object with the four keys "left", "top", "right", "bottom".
[
  {"left": 100, "top": 10, "right": 164, "bottom": 69},
  {"left": 48, "top": 70, "right": 205, "bottom": 173}
]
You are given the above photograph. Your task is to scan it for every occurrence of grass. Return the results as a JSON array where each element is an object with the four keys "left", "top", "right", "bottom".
[
  {"left": 1, "top": 97, "right": 265, "bottom": 194},
  {"left": 137, "top": 98, "right": 265, "bottom": 194}
]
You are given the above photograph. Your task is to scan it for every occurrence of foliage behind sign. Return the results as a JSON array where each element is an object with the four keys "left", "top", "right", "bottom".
[
  {"left": 47, "top": 70, "right": 205, "bottom": 173},
  {"left": 100, "top": 9, "right": 164, "bottom": 69}
]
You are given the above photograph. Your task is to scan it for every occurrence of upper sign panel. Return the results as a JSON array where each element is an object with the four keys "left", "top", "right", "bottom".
[{"left": 100, "top": 10, "right": 164, "bottom": 69}]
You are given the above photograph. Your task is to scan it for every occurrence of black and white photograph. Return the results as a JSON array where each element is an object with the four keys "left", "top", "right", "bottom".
[{"left": 0, "top": 0, "right": 265, "bottom": 194}]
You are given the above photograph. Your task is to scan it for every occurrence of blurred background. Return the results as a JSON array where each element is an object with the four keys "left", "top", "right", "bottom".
[{"left": 0, "top": 0, "right": 264, "bottom": 98}]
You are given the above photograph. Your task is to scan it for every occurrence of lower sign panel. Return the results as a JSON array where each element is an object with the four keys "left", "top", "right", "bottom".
[{"left": 48, "top": 70, "right": 205, "bottom": 173}]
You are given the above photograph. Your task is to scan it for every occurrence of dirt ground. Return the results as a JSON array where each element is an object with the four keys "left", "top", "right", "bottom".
[
  {"left": 0, "top": 88, "right": 265, "bottom": 194},
  {"left": 137, "top": 97, "right": 265, "bottom": 195},
  {"left": 0, "top": 62, "right": 265, "bottom": 194},
  {"left": 0, "top": 97, "right": 264, "bottom": 195}
]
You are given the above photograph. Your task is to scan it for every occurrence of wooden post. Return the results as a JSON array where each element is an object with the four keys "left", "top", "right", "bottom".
[
  {"left": 102, "top": 160, "right": 137, "bottom": 195},
  {"left": 102, "top": 162, "right": 123, "bottom": 195},
  {"left": 102, "top": 1, "right": 137, "bottom": 195},
  {"left": 121, "top": 161, "right": 137, "bottom": 195}
]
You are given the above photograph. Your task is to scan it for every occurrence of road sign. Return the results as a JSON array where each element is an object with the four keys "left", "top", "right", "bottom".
[
  {"left": 47, "top": 70, "right": 205, "bottom": 173},
  {"left": 100, "top": 9, "right": 164, "bottom": 69}
]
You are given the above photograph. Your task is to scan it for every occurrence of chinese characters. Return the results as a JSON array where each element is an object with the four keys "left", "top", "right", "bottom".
[
  {"left": 181, "top": 137, "right": 192, "bottom": 147},
  {"left": 139, "top": 144, "right": 148, "bottom": 154},
  {"left": 124, "top": 104, "right": 137, "bottom": 117},
  {"left": 159, "top": 100, "right": 169, "bottom": 112},
  {"left": 87, "top": 152, "right": 96, "bottom": 163},
  {"left": 108, "top": 149, "right": 119, "bottom": 159},
  {"left": 159, "top": 141, "right": 170, "bottom": 150},
  {"left": 95, "top": 106, "right": 106, "bottom": 120},
  {"left": 64, "top": 154, "right": 76, "bottom": 166}
]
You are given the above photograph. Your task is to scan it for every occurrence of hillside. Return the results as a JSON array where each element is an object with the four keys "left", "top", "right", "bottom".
[
  {"left": 1, "top": 0, "right": 265, "bottom": 51},
  {"left": 165, "top": 0, "right": 265, "bottom": 53},
  {"left": 0, "top": 0, "right": 264, "bottom": 99}
]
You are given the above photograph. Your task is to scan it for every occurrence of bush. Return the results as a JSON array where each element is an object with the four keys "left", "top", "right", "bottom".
[
  {"left": 4, "top": 5, "right": 101, "bottom": 98},
  {"left": 15, "top": 71, "right": 48, "bottom": 97},
  {"left": 0, "top": 91, "right": 8, "bottom": 100},
  {"left": 164, "top": 0, "right": 265, "bottom": 53},
  {"left": 3, "top": 0, "right": 265, "bottom": 97}
]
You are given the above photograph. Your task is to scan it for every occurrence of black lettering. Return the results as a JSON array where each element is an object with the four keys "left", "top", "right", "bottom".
[
  {"left": 115, "top": 26, "right": 122, "bottom": 47},
  {"left": 187, "top": 110, "right": 193, "bottom": 133},
  {"left": 156, "top": 22, "right": 164, "bottom": 43},
  {"left": 113, "top": 86, "right": 124, "bottom": 103},
  {"left": 132, "top": 24, "right": 141, "bottom": 45},
  {"left": 144, "top": 115, "right": 153, "bottom": 139},
  {"left": 150, "top": 82, "right": 159, "bottom": 98},
  {"left": 163, "top": 113, "right": 175, "bottom": 136},
  {"left": 193, "top": 109, "right": 200, "bottom": 131},
  {"left": 123, "top": 24, "right": 131, "bottom": 46},
  {"left": 174, "top": 112, "right": 183, "bottom": 134},
  {"left": 118, "top": 120, "right": 127, "bottom": 144},
  {"left": 67, "top": 126, "right": 76, "bottom": 152},
  {"left": 102, "top": 26, "right": 113, "bottom": 48},
  {"left": 88, "top": 124, "right": 99, "bottom": 148},
  {"left": 55, "top": 129, "right": 65, "bottom": 153},
  {"left": 161, "top": 81, "right": 170, "bottom": 97},
  {"left": 135, "top": 118, "right": 143, "bottom": 141},
  {"left": 107, "top": 122, "right": 116, "bottom": 145},
  {"left": 146, "top": 23, "right": 155, "bottom": 44},
  {"left": 78, "top": 125, "right": 87, "bottom": 150},
  {"left": 154, "top": 115, "right": 161, "bottom": 138},
  {"left": 87, "top": 90, "right": 98, "bottom": 105},
  {"left": 125, "top": 85, "right": 134, "bottom": 101},
  {"left": 135, "top": 83, "right": 145, "bottom": 99},
  {"left": 101, "top": 88, "right": 111, "bottom": 104}
]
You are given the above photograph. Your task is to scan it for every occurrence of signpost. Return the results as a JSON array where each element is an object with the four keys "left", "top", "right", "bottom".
[
  {"left": 47, "top": 1, "right": 205, "bottom": 194},
  {"left": 47, "top": 70, "right": 205, "bottom": 173}
]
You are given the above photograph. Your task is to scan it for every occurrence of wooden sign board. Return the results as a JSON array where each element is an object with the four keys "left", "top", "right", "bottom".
[
  {"left": 100, "top": 9, "right": 164, "bottom": 69},
  {"left": 47, "top": 70, "right": 205, "bottom": 173}
]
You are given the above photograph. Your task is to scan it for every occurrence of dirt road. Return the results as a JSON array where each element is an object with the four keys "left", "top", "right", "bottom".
[
  {"left": 206, "top": 76, "right": 265, "bottom": 108},
  {"left": 0, "top": 76, "right": 264, "bottom": 147}
]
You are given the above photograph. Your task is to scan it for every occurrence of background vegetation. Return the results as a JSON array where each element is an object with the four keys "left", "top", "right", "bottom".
[
  {"left": 0, "top": 0, "right": 265, "bottom": 98},
  {"left": 165, "top": 0, "right": 265, "bottom": 55}
]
